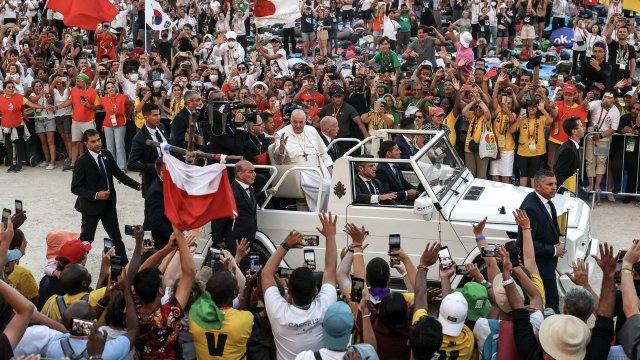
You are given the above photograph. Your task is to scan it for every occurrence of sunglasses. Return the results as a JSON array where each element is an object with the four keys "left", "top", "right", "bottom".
[
  {"left": 238, "top": 67, "right": 246, "bottom": 71},
  {"left": 415, "top": 115, "right": 424, "bottom": 118}
]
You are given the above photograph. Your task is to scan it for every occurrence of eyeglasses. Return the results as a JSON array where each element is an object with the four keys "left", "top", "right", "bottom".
[
  {"left": 238, "top": 67, "right": 246, "bottom": 71},
  {"left": 415, "top": 115, "right": 424, "bottom": 119}
]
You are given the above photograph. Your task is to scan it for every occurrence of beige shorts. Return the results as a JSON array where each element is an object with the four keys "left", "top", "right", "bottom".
[
  {"left": 71, "top": 120, "right": 96, "bottom": 142},
  {"left": 317, "top": 30, "right": 329, "bottom": 41},
  {"left": 520, "top": 25, "right": 535, "bottom": 40}
]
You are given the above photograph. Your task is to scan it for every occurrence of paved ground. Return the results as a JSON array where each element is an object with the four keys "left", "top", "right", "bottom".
[{"left": 2, "top": 165, "right": 639, "bottom": 294}]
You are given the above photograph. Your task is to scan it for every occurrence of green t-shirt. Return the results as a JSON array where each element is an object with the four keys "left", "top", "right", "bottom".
[
  {"left": 398, "top": 13, "right": 411, "bottom": 33},
  {"left": 372, "top": 51, "right": 401, "bottom": 73}
]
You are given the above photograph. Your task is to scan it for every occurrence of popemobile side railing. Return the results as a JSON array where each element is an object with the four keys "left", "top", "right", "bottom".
[{"left": 579, "top": 132, "right": 640, "bottom": 208}]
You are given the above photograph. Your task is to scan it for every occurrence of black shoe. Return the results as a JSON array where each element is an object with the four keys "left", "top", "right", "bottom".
[
  {"left": 62, "top": 164, "right": 74, "bottom": 171},
  {"left": 6, "top": 165, "right": 15, "bottom": 172},
  {"left": 14, "top": 165, "right": 22, "bottom": 172}
]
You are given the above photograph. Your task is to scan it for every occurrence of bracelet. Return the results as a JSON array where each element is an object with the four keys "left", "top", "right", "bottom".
[
  {"left": 480, "top": 279, "right": 489, "bottom": 286},
  {"left": 522, "top": 228, "right": 531, "bottom": 231},
  {"left": 89, "top": 356, "right": 103, "bottom": 360},
  {"left": 417, "top": 265, "right": 429, "bottom": 271},
  {"left": 401, "top": 272, "right": 408, "bottom": 278},
  {"left": 475, "top": 235, "right": 486, "bottom": 242},
  {"left": 280, "top": 242, "right": 291, "bottom": 251},
  {"left": 353, "top": 252, "right": 364, "bottom": 257},
  {"left": 501, "top": 277, "right": 514, "bottom": 286},
  {"left": 362, "top": 313, "right": 371, "bottom": 318},
  {"left": 621, "top": 268, "right": 635, "bottom": 275}
]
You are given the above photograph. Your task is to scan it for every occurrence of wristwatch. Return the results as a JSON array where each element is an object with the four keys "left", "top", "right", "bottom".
[
  {"left": 501, "top": 277, "right": 514, "bottom": 287},
  {"left": 280, "top": 242, "right": 291, "bottom": 251}
]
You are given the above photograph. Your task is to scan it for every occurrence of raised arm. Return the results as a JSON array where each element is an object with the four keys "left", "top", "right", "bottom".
[
  {"left": 261, "top": 230, "right": 303, "bottom": 293},
  {"left": 318, "top": 212, "right": 337, "bottom": 285},
  {"left": 414, "top": 242, "right": 440, "bottom": 312},
  {"left": 172, "top": 226, "right": 196, "bottom": 308}
]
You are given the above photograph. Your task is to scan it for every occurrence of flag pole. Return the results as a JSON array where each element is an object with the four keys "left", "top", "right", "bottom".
[{"left": 143, "top": 140, "right": 243, "bottom": 162}]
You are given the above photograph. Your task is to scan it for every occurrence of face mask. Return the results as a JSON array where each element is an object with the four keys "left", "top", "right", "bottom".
[
  {"left": 152, "top": 73, "right": 161, "bottom": 80},
  {"left": 227, "top": 40, "right": 235, "bottom": 48},
  {"left": 210, "top": 74, "right": 218, "bottom": 82},
  {"left": 239, "top": 72, "right": 247, "bottom": 79},
  {"left": 129, "top": 73, "right": 139, "bottom": 82}
]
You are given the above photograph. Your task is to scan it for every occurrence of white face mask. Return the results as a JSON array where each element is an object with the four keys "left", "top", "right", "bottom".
[
  {"left": 227, "top": 40, "right": 236, "bottom": 48},
  {"left": 210, "top": 74, "right": 218, "bottom": 82},
  {"left": 239, "top": 72, "right": 247, "bottom": 79},
  {"left": 129, "top": 73, "right": 139, "bottom": 82}
]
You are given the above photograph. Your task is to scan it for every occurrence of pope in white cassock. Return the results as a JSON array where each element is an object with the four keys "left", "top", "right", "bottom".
[{"left": 274, "top": 109, "right": 333, "bottom": 212}]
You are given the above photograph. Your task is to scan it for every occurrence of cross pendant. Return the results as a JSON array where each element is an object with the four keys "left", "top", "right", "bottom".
[{"left": 303, "top": 153, "right": 308, "bottom": 161}]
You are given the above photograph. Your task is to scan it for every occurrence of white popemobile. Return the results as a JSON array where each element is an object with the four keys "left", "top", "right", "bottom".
[{"left": 195, "top": 129, "right": 598, "bottom": 295}]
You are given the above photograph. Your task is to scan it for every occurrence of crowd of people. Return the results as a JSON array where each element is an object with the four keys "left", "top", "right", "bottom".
[{"left": 1, "top": 0, "right": 640, "bottom": 359}]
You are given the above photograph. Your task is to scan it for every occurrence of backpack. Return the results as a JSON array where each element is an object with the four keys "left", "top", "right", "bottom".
[
  {"left": 57, "top": 293, "right": 90, "bottom": 319},
  {"left": 60, "top": 337, "right": 88, "bottom": 360},
  {"left": 481, "top": 319, "right": 500, "bottom": 360}
]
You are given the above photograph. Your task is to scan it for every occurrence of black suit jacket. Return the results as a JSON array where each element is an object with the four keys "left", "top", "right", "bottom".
[
  {"left": 516, "top": 191, "right": 560, "bottom": 280},
  {"left": 127, "top": 124, "right": 167, "bottom": 196},
  {"left": 170, "top": 108, "right": 202, "bottom": 150},
  {"left": 376, "top": 163, "right": 416, "bottom": 203},
  {"left": 210, "top": 180, "right": 267, "bottom": 245},
  {"left": 71, "top": 150, "right": 140, "bottom": 216},
  {"left": 354, "top": 176, "right": 396, "bottom": 205},
  {"left": 394, "top": 135, "right": 416, "bottom": 170},
  {"left": 143, "top": 178, "right": 172, "bottom": 248},
  {"left": 554, "top": 139, "right": 580, "bottom": 188},
  {"left": 320, "top": 133, "right": 339, "bottom": 161}
]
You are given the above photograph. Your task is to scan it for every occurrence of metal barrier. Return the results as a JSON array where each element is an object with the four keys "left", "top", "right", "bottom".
[{"left": 579, "top": 132, "right": 640, "bottom": 208}]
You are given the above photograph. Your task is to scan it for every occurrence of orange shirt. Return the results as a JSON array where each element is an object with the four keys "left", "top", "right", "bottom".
[
  {"left": 549, "top": 101, "right": 588, "bottom": 144},
  {"left": 0, "top": 94, "right": 27, "bottom": 128},
  {"left": 101, "top": 94, "right": 128, "bottom": 127},
  {"left": 70, "top": 87, "right": 100, "bottom": 122}
]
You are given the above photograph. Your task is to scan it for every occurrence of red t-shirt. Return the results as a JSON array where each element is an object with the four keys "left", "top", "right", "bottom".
[
  {"left": 549, "top": 101, "right": 588, "bottom": 144},
  {"left": 70, "top": 87, "right": 100, "bottom": 122},
  {"left": 0, "top": 94, "right": 27, "bottom": 128},
  {"left": 95, "top": 32, "right": 116, "bottom": 61},
  {"left": 101, "top": 94, "right": 128, "bottom": 127}
]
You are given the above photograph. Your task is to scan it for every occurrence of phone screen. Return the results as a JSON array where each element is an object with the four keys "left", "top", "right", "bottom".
[
  {"left": 438, "top": 246, "right": 453, "bottom": 269},
  {"left": 278, "top": 267, "right": 294, "bottom": 278},
  {"left": 2, "top": 208, "right": 11, "bottom": 228},
  {"left": 302, "top": 235, "right": 319, "bottom": 246},
  {"left": 124, "top": 225, "right": 133, "bottom": 236},
  {"left": 14, "top": 200, "right": 22, "bottom": 213},
  {"left": 615, "top": 251, "right": 628, "bottom": 283},
  {"left": 455, "top": 264, "right": 469, "bottom": 275},
  {"left": 505, "top": 241, "right": 521, "bottom": 267},
  {"left": 110, "top": 256, "right": 122, "bottom": 280},
  {"left": 143, "top": 231, "right": 153, "bottom": 249},
  {"left": 481, "top": 245, "right": 498, "bottom": 257},
  {"left": 72, "top": 318, "right": 94, "bottom": 336},
  {"left": 249, "top": 254, "right": 260, "bottom": 274},
  {"left": 104, "top": 238, "right": 113, "bottom": 252},
  {"left": 389, "top": 234, "right": 401, "bottom": 253},
  {"left": 350, "top": 277, "right": 365, "bottom": 302},
  {"left": 304, "top": 250, "right": 316, "bottom": 270}
]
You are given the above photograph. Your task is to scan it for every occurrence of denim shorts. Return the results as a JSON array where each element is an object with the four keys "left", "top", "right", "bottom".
[{"left": 497, "top": 28, "right": 509, "bottom": 37}]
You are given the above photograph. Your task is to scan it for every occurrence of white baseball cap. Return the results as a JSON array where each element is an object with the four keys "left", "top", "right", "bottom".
[
  {"left": 460, "top": 32, "right": 473, "bottom": 48},
  {"left": 438, "top": 292, "right": 468, "bottom": 337},
  {"left": 225, "top": 31, "right": 237, "bottom": 40}
]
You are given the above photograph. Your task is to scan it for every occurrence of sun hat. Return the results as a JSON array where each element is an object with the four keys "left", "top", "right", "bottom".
[
  {"left": 225, "top": 31, "right": 237, "bottom": 40},
  {"left": 46, "top": 230, "right": 80, "bottom": 259},
  {"left": 539, "top": 315, "right": 590, "bottom": 360},
  {"left": 323, "top": 301, "right": 354, "bottom": 350},
  {"left": 460, "top": 32, "right": 473, "bottom": 48}
]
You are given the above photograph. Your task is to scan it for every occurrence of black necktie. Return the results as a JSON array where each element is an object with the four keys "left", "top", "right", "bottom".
[
  {"left": 247, "top": 187, "right": 256, "bottom": 207},
  {"left": 394, "top": 164, "right": 403, "bottom": 183},
  {"left": 97, "top": 155, "right": 107, "bottom": 178},
  {"left": 366, "top": 181, "right": 376, "bottom": 195}
]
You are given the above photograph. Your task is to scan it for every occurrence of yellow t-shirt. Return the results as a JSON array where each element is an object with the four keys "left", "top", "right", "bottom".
[
  {"left": 412, "top": 308, "right": 428, "bottom": 324},
  {"left": 444, "top": 111, "right": 458, "bottom": 146},
  {"left": 438, "top": 325, "right": 476, "bottom": 360},
  {"left": 169, "top": 98, "right": 185, "bottom": 117},
  {"left": 190, "top": 308, "right": 254, "bottom": 360},
  {"left": 134, "top": 98, "right": 145, "bottom": 128},
  {"left": 532, "top": 273, "right": 546, "bottom": 309},
  {"left": 8, "top": 265, "right": 39, "bottom": 300},
  {"left": 465, "top": 113, "right": 490, "bottom": 153},
  {"left": 41, "top": 288, "right": 106, "bottom": 322},
  {"left": 493, "top": 108, "right": 516, "bottom": 151},
  {"left": 517, "top": 116, "right": 547, "bottom": 157}
]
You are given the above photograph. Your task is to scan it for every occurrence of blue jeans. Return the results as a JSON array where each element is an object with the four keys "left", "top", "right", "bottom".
[
  {"left": 330, "top": 25, "right": 339, "bottom": 50},
  {"left": 104, "top": 126, "right": 126, "bottom": 170}
]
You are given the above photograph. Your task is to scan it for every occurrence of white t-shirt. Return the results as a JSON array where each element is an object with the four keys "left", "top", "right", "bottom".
[
  {"left": 473, "top": 311, "right": 544, "bottom": 358},
  {"left": 46, "top": 335, "right": 131, "bottom": 360},
  {"left": 295, "top": 348, "right": 347, "bottom": 360},
  {"left": 587, "top": 100, "right": 620, "bottom": 141},
  {"left": 360, "top": 0, "right": 373, "bottom": 11},
  {"left": 383, "top": 16, "right": 401, "bottom": 40},
  {"left": 265, "top": 283, "right": 338, "bottom": 360},
  {"left": 270, "top": 48, "right": 290, "bottom": 76},
  {"left": 13, "top": 325, "right": 65, "bottom": 357}
]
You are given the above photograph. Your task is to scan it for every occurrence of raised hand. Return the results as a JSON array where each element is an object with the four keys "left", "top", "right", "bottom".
[
  {"left": 497, "top": 245, "right": 512, "bottom": 276},
  {"left": 420, "top": 242, "right": 440, "bottom": 268},
  {"left": 283, "top": 230, "right": 303, "bottom": 248},
  {"left": 235, "top": 238, "right": 250, "bottom": 259},
  {"left": 566, "top": 258, "right": 589, "bottom": 286},
  {"left": 623, "top": 239, "right": 640, "bottom": 267},
  {"left": 513, "top": 209, "right": 530, "bottom": 229},
  {"left": 316, "top": 212, "right": 337, "bottom": 238},
  {"left": 592, "top": 241, "right": 617, "bottom": 276},
  {"left": 344, "top": 223, "right": 367, "bottom": 247},
  {"left": 472, "top": 217, "right": 487, "bottom": 236}
]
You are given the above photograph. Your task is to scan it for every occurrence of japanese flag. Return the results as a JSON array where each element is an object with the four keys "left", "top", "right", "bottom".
[{"left": 254, "top": 0, "right": 302, "bottom": 28}]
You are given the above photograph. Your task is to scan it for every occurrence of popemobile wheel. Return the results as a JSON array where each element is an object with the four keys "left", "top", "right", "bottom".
[{"left": 29, "top": 155, "right": 38, "bottom": 167}]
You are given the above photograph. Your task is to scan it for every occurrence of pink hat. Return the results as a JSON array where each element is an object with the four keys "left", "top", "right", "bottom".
[{"left": 46, "top": 230, "right": 80, "bottom": 259}]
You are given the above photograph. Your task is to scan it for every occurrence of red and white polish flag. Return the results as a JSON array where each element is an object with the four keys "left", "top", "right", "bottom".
[
  {"left": 254, "top": 0, "right": 302, "bottom": 28},
  {"left": 163, "top": 153, "right": 237, "bottom": 231}
]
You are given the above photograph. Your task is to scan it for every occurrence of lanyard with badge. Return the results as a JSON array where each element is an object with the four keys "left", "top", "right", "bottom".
[
  {"left": 526, "top": 116, "right": 539, "bottom": 151},
  {"left": 110, "top": 99, "right": 118, "bottom": 126},
  {"left": 616, "top": 43, "right": 629, "bottom": 70}
]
